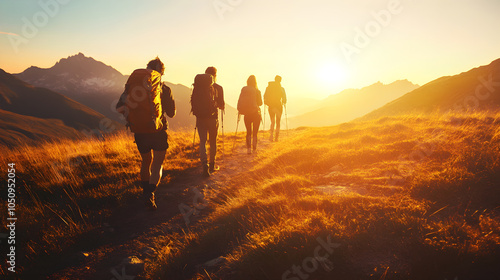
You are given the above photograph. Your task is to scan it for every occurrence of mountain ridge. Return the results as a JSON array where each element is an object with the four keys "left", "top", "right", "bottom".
[
  {"left": 17, "top": 52, "right": 126, "bottom": 93},
  {"left": 15, "top": 53, "right": 127, "bottom": 123},
  {"left": 0, "top": 68, "right": 122, "bottom": 147},
  {"left": 289, "top": 79, "right": 419, "bottom": 128},
  {"left": 0, "top": 108, "right": 83, "bottom": 147},
  {"left": 362, "top": 58, "right": 500, "bottom": 120}
]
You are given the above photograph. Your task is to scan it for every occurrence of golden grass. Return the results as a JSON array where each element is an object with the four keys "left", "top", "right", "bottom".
[
  {"left": 0, "top": 130, "right": 196, "bottom": 275},
  {"left": 156, "top": 112, "right": 500, "bottom": 280},
  {"left": 1, "top": 112, "right": 499, "bottom": 279}
]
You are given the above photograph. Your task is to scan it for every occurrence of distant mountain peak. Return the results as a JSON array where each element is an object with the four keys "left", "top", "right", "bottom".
[
  {"left": 54, "top": 52, "right": 102, "bottom": 69},
  {"left": 392, "top": 79, "right": 419, "bottom": 86},
  {"left": 64, "top": 52, "right": 94, "bottom": 61},
  {"left": 67, "top": 52, "right": 88, "bottom": 59},
  {"left": 357, "top": 80, "right": 418, "bottom": 92},
  {"left": 375, "top": 80, "right": 417, "bottom": 86},
  {"left": 60, "top": 52, "right": 85, "bottom": 61},
  {"left": 15, "top": 53, "right": 126, "bottom": 96}
]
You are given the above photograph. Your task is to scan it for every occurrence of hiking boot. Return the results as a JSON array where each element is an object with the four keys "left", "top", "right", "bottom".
[
  {"left": 269, "top": 135, "right": 274, "bottom": 142},
  {"left": 202, "top": 164, "right": 211, "bottom": 177},
  {"left": 144, "top": 193, "right": 157, "bottom": 211},
  {"left": 209, "top": 163, "right": 219, "bottom": 173}
]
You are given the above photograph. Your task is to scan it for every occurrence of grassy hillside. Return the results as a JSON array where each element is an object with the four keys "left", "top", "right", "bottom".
[
  {"left": 1, "top": 112, "right": 499, "bottom": 279},
  {"left": 363, "top": 58, "right": 500, "bottom": 120},
  {"left": 0, "top": 68, "right": 122, "bottom": 141},
  {"left": 0, "top": 109, "right": 83, "bottom": 147},
  {"left": 0, "top": 130, "right": 196, "bottom": 276},
  {"left": 155, "top": 112, "right": 500, "bottom": 279}
]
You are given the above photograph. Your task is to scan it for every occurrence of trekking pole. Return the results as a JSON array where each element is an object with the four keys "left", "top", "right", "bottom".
[
  {"left": 192, "top": 126, "right": 197, "bottom": 159},
  {"left": 232, "top": 113, "right": 241, "bottom": 153}
]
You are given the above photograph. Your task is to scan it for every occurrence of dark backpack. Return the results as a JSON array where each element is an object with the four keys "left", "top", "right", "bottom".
[
  {"left": 237, "top": 86, "right": 258, "bottom": 115},
  {"left": 191, "top": 74, "right": 217, "bottom": 118},
  {"left": 119, "top": 69, "right": 164, "bottom": 133},
  {"left": 264, "top": 82, "right": 284, "bottom": 108}
]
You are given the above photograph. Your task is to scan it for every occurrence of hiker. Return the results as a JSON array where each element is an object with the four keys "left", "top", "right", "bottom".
[
  {"left": 264, "top": 75, "right": 287, "bottom": 142},
  {"left": 237, "top": 75, "right": 263, "bottom": 154},
  {"left": 116, "top": 57, "right": 176, "bottom": 210},
  {"left": 191, "top": 67, "right": 225, "bottom": 177}
]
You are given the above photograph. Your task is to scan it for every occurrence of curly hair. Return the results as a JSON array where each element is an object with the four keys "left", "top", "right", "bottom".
[{"left": 147, "top": 57, "right": 165, "bottom": 75}]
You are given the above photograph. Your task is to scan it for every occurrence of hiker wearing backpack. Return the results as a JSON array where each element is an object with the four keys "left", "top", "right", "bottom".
[
  {"left": 264, "top": 75, "right": 287, "bottom": 142},
  {"left": 237, "top": 75, "right": 263, "bottom": 154},
  {"left": 191, "top": 67, "right": 225, "bottom": 177},
  {"left": 116, "top": 57, "right": 176, "bottom": 210}
]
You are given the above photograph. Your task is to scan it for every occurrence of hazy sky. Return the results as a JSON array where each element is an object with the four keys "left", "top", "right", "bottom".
[{"left": 1, "top": 0, "right": 499, "bottom": 106}]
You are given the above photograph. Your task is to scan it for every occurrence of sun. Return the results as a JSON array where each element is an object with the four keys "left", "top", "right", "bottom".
[{"left": 316, "top": 63, "right": 347, "bottom": 87}]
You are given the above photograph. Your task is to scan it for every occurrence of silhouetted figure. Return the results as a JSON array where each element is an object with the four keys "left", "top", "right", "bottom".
[
  {"left": 191, "top": 67, "right": 225, "bottom": 177},
  {"left": 237, "top": 75, "right": 263, "bottom": 154},
  {"left": 116, "top": 57, "right": 176, "bottom": 210},
  {"left": 264, "top": 75, "right": 287, "bottom": 141}
]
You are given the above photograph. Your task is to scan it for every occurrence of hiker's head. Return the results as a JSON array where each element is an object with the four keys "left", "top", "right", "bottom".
[
  {"left": 147, "top": 57, "right": 165, "bottom": 75},
  {"left": 205, "top": 66, "right": 217, "bottom": 82},
  {"left": 275, "top": 75, "right": 282, "bottom": 83},
  {"left": 247, "top": 75, "right": 257, "bottom": 89}
]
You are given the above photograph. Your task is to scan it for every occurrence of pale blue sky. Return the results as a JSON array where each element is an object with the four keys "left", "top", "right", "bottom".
[{"left": 1, "top": 0, "right": 499, "bottom": 105}]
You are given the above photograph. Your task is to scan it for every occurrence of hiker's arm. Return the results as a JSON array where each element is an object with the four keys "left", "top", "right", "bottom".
[
  {"left": 256, "top": 89, "right": 263, "bottom": 107},
  {"left": 162, "top": 84, "right": 176, "bottom": 118},
  {"left": 282, "top": 88, "right": 287, "bottom": 104},
  {"left": 216, "top": 85, "right": 225, "bottom": 111}
]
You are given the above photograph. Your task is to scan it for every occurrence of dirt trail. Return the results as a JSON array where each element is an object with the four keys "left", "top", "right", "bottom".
[{"left": 45, "top": 133, "right": 274, "bottom": 280}]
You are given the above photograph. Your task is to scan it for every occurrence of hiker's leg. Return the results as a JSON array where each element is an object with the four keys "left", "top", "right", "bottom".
[
  {"left": 135, "top": 133, "right": 153, "bottom": 183},
  {"left": 140, "top": 151, "right": 152, "bottom": 181},
  {"left": 149, "top": 149, "right": 166, "bottom": 192},
  {"left": 139, "top": 151, "right": 152, "bottom": 194},
  {"left": 149, "top": 131, "right": 169, "bottom": 192},
  {"left": 196, "top": 118, "right": 208, "bottom": 165},
  {"left": 208, "top": 118, "right": 219, "bottom": 165},
  {"left": 253, "top": 115, "right": 260, "bottom": 151},
  {"left": 276, "top": 107, "right": 283, "bottom": 141},
  {"left": 244, "top": 115, "right": 252, "bottom": 149},
  {"left": 269, "top": 107, "right": 275, "bottom": 140}
]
